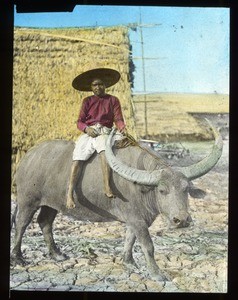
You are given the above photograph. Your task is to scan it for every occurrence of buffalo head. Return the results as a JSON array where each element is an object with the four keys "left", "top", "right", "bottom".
[{"left": 105, "top": 123, "right": 222, "bottom": 228}]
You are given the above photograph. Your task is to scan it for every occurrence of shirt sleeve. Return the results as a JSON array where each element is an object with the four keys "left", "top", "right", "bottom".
[
  {"left": 76, "top": 98, "right": 89, "bottom": 132},
  {"left": 112, "top": 97, "right": 126, "bottom": 130}
]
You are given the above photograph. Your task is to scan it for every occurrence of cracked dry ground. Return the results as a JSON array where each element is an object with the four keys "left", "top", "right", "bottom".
[{"left": 10, "top": 150, "right": 228, "bottom": 293}]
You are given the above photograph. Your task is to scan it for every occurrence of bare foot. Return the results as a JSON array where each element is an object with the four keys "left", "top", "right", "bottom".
[
  {"left": 104, "top": 189, "right": 116, "bottom": 198},
  {"left": 66, "top": 197, "right": 76, "bottom": 209}
]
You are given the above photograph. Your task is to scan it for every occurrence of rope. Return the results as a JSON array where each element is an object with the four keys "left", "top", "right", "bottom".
[{"left": 123, "top": 132, "right": 171, "bottom": 168}]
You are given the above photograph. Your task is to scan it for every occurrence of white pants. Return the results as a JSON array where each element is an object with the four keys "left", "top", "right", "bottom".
[{"left": 73, "top": 128, "right": 124, "bottom": 161}]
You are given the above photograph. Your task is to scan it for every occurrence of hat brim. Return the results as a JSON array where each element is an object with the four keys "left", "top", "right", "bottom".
[{"left": 72, "top": 68, "right": 121, "bottom": 91}]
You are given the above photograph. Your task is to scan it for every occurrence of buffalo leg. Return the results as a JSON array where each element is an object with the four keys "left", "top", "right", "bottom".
[
  {"left": 37, "top": 206, "right": 66, "bottom": 261},
  {"left": 133, "top": 226, "right": 168, "bottom": 281},
  {"left": 11, "top": 202, "right": 38, "bottom": 265},
  {"left": 123, "top": 226, "right": 137, "bottom": 267}
]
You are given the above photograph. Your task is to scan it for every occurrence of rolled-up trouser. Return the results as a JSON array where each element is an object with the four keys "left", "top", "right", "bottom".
[{"left": 72, "top": 125, "right": 124, "bottom": 161}]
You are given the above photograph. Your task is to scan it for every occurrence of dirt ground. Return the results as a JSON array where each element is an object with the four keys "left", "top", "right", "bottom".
[{"left": 10, "top": 135, "right": 228, "bottom": 293}]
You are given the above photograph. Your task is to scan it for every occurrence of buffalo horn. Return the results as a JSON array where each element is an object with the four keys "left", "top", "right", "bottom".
[
  {"left": 176, "top": 119, "right": 223, "bottom": 180},
  {"left": 105, "top": 129, "right": 161, "bottom": 186}
]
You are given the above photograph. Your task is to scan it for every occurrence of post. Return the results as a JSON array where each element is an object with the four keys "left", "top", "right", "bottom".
[{"left": 139, "top": 8, "right": 148, "bottom": 138}]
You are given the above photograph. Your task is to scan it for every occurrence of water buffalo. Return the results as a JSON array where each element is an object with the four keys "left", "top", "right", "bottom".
[{"left": 11, "top": 124, "right": 223, "bottom": 280}]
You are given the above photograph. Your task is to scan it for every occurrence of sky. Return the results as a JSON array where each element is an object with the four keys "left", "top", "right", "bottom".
[{"left": 14, "top": 5, "right": 230, "bottom": 94}]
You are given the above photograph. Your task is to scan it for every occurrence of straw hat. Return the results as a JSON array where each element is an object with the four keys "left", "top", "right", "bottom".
[{"left": 72, "top": 68, "right": 121, "bottom": 91}]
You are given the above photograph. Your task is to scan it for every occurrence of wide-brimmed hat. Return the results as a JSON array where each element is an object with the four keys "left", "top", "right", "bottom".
[{"left": 72, "top": 68, "right": 121, "bottom": 91}]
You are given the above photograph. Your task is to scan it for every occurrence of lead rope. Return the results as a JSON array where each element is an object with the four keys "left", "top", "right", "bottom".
[
  {"left": 113, "top": 131, "right": 167, "bottom": 215},
  {"left": 123, "top": 132, "right": 172, "bottom": 169}
]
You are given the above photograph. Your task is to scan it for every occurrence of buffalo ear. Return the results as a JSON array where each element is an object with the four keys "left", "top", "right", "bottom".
[{"left": 189, "top": 183, "right": 206, "bottom": 199}]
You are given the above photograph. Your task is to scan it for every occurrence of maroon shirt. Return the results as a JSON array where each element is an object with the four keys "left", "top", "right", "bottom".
[{"left": 77, "top": 94, "right": 126, "bottom": 132}]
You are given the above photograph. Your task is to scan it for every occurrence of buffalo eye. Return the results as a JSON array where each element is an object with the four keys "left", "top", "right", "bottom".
[
  {"left": 158, "top": 181, "right": 169, "bottom": 195},
  {"left": 160, "top": 189, "right": 167, "bottom": 195},
  {"left": 158, "top": 186, "right": 168, "bottom": 195}
]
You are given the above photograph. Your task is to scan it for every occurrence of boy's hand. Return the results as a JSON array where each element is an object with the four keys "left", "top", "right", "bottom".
[
  {"left": 119, "top": 127, "right": 127, "bottom": 135},
  {"left": 85, "top": 127, "right": 99, "bottom": 137}
]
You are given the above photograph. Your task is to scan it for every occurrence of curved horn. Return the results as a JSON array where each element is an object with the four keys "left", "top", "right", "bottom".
[
  {"left": 105, "top": 129, "right": 160, "bottom": 186},
  {"left": 176, "top": 119, "right": 223, "bottom": 180}
]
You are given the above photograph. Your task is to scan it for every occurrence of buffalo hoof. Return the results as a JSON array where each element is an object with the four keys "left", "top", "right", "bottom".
[
  {"left": 123, "top": 258, "right": 139, "bottom": 270},
  {"left": 50, "top": 252, "right": 68, "bottom": 262},
  {"left": 150, "top": 270, "right": 169, "bottom": 282},
  {"left": 10, "top": 254, "right": 27, "bottom": 267}
]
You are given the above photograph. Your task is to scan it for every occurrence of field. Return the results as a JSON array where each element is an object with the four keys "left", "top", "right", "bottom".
[{"left": 133, "top": 93, "right": 229, "bottom": 141}]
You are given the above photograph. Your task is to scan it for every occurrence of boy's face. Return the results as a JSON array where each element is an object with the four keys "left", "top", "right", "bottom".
[{"left": 91, "top": 79, "right": 106, "bottom": 97}]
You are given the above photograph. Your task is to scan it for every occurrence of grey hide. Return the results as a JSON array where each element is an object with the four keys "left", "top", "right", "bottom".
[{"left": 11, "top": 125, "right": 222, "bottom": 281}]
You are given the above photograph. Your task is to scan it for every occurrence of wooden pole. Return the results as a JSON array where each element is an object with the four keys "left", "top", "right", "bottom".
[{"left": 139, "top": 8, "right": 148, "bottom": 138}]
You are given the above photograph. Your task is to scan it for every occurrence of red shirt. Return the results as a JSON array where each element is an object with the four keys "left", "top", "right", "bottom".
[{"left": 77, "top": 94, "right": 126, "bottom": 132}]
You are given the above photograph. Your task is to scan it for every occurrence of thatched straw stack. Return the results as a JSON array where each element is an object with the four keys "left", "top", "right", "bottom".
[{"left": 12, "top": 26, "right": 135, "bottom": 185}]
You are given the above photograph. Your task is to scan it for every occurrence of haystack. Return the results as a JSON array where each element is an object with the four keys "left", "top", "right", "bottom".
[{"left": 12, "top": 26, "right": 135, "bottom": 185}]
